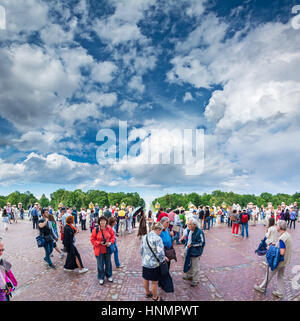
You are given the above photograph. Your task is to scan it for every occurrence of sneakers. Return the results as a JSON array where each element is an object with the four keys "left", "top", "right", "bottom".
[
  {"left": 254, "top": 285, "right": 265, "bottom": 293},
  {"left": 49, "top": 264, "right": 56, "bottom": 269},
  {"left": 99, "top": 279, "right": 104, "bottom": 285},
  {"left": 116, "top": 265, "right": 124, "bottom": 268},
  {"left": 183, "top": 276, "right": 193, "bottom": 281},
  {"left": 190, "top": 282, "right": 199, "bottom": 287},
  {"left": 78, "top": 268, "right": 89, "bottom": 274},
  {"left": 272, "top": 291, "right": 283, "bottom": 298},
  {"left": 107, "top": 277, "right": 113, "bottom": 282},
  {"left": 64, "top": 268, "right": 74, "bottom": 272}
]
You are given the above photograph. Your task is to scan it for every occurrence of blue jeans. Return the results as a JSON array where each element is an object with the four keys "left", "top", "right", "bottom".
[
  {"left": 204, "top": 217, "right": 210, "bottom": 230},
  {"left": 210, "top": 216, "right": 214, "bottom": 226},
  {"left": 114, "top": 240, "right": 121, "bottom": 267},
  {"left": 260, "top": 212, "right": 265, "bottom": 220},
  {"left": 96, "top": 253, "right": 112, "bottom": 280},
  {"left": 172, "top": 230, "right": 180, "bottom": 244},
  {"left": 241, "top": 223, "right": 249, "bottom": 237},
  {"left": 44, "top": 242, "right": 54, "bottom": 266}
]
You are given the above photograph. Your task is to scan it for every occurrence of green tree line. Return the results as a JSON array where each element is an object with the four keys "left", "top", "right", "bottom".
[
  {"left": 0, "top": 189, "right": 145, "bottom": 210},
  {"left": 152, "top": 191, "right": 300, "bottom": 209}
]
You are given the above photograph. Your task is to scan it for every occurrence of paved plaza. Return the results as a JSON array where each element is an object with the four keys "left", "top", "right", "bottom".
[{"left": 1, "top": 219, "right": 299, "bottom": 301}]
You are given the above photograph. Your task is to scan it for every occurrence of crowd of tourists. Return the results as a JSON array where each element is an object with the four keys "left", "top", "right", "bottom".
[{"left": 0, "top": 200, "right": 298, "bottom": 301}]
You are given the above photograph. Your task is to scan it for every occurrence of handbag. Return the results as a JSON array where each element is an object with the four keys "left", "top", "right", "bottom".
[
  {"left": 36, "top": 235, "right": 45, "bottom": 248},
  {"left": 146, "top": 236, "right": 169, "bottom": 276},
  {"left": 164, "top": 247, "right": 177, "bottom": 262}
]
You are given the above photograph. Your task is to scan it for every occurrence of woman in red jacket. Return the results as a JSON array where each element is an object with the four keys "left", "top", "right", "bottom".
[{"left": 90, "top": 216, "right": 115, "bottom": 285}]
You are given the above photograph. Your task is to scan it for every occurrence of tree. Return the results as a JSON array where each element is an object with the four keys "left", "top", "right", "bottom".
[{"left": 39, "top": 194, "right": 49, "bottom": 208}]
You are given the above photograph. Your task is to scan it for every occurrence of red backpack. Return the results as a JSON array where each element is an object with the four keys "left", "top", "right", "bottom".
[{"left": 241, "top": 213, "right": 248, "bottom": 223}]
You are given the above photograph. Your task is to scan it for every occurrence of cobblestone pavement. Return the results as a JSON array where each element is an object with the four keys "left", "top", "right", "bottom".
[{"left": 1, "top": 219, "right": 299, "bottom": 301}]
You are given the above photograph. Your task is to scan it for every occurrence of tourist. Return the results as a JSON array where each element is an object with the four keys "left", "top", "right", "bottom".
[
  {"left": 18, "top": 203, "right": 24, "bottom": 220},
  {"left": 80, "top": 208, "right": 87, "bottom": 231},
  {"left": 0, "top": 238, "right": 18, "bottom": 301},
  {"left": 72, "top": 207, "right": 78, "bottom": 226},
  {"left": 140, "top": 222, "right": 167, "bottom": 301},
  {"left": 275, "top": 206, "right": 281, "bottom": 223},
  {"left": 172, "top": 209, "right": 181, "bottom": 245},
  {"left": 231, "top": 209, "right": 240, "bottom": 236},
  {"left": 48, "top": 214, "right": 64, "bottom": 259},
  {"left": 159, "top": 217, "right": 175, "bottom": 269},
  {"left": 260, "top": 205, "right": 265, "bottom": 222},
  {"left": 198, "top": 206, "right": 204, "bottom": 229},
  {"left": 157, "top": 208, "right": 168, "bottom": 222},
  {"left": 138, "top": 210, "right": 148, "bottom": 239},
  {"left": 5, "top": 203, "right": 12, "bottom": 225},
  {"left": 147, "top": 210, "right": 154, "bottom": 232},
  {"left": 108, "top": 217, "right": 124, "bottom": 269},
  {"left": 204, "top": 206, "right": 210, "bottom": 230},
  {"left": 2, "top": 208, "right": 9, "bottom": 232},
  {"left": 31, "top": 203, "right": 40, "bottom": 230},
  {"left": 38, "top": 209, "right": 56, "bottom": 269},
  {"left": 180, "top": 218, "right": 205, "bottom": 287},
  {"left": 289, "top": 207, "right": 297, "bottom": 229},
  {"left": 118, "top": 208, "right": 126, "bottom": 236},
  {"left": 90, "top": 216, "right": 115, "bottom": 285},
  {"left": 265, "top": 217, "right": 278, "bottom": 247},
  {"left": 168, "top": 209, "right": 175, "bottom": 232},
  {"left": 11, "top": 205, "right": 18, "bottom": 223},
  {"left": 254, "top": 220, "right": 292, "bottom": 298},
  {"left": 63, "top": 215, "right": 88, "bottom": 273},
  {"left": 240, "top": 209, "right": 250, "bottom": 238}
]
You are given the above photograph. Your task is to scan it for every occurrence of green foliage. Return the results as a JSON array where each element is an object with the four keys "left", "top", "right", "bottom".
[
  {"left": 39, "top": 194, "right": 49, "bottom": 208},
  {"left": 152, "top": 190, "right": 300, "bottom": 209},
  {"left": 0, "top": 189, "right": 145, "bottom": 210}
]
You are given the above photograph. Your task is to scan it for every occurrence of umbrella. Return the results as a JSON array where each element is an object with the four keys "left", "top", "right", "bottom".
[{"left": 131, "top": 206, "right": 143, "bottom": 218}]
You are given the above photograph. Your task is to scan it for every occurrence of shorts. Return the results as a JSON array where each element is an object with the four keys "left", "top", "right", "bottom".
[{"left": 142, "top": 266, "right": 161, "bottom": 281}]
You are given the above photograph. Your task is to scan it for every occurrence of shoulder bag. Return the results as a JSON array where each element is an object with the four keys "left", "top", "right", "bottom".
[{"left": 146, "top": 236, "right": 169, "bottom": 276}]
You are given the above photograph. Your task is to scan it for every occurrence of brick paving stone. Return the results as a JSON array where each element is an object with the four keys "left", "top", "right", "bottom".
[{"left": 0, "top": 219, "right": 299, "bottom": 301}]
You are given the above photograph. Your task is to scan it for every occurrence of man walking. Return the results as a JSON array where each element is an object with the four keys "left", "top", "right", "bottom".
[
  {"left": 31, "top": 203, "right": 39, "bottom": 229},
  {"left": 254, "top": 220, "right": 292, "bottom": 298}
]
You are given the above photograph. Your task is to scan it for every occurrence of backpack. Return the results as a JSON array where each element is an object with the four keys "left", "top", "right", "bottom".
[
  {"left": 290, "top": 211, "right": 297, "bottom": 220},
  {"left": 241, "top": 213, "right": 248, "bottom": 223}
]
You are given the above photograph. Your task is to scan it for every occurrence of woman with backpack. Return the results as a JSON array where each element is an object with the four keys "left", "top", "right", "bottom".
[{"left": 90, "top": 216, "right": 115, "bottom": 285}]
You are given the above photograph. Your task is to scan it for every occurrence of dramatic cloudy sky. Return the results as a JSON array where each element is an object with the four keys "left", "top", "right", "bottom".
[{"left": 0, "top": 0, "right": 300, "bottom": 205}]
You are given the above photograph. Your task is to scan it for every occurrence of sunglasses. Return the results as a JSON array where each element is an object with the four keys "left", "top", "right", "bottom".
[{"left": 0, "top": 249, "right": 4, "bottom": 252}]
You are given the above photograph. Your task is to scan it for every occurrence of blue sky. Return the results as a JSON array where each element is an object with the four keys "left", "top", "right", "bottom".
[{"left": 0, "top": 0, "right": 300, "bottom": 206}]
